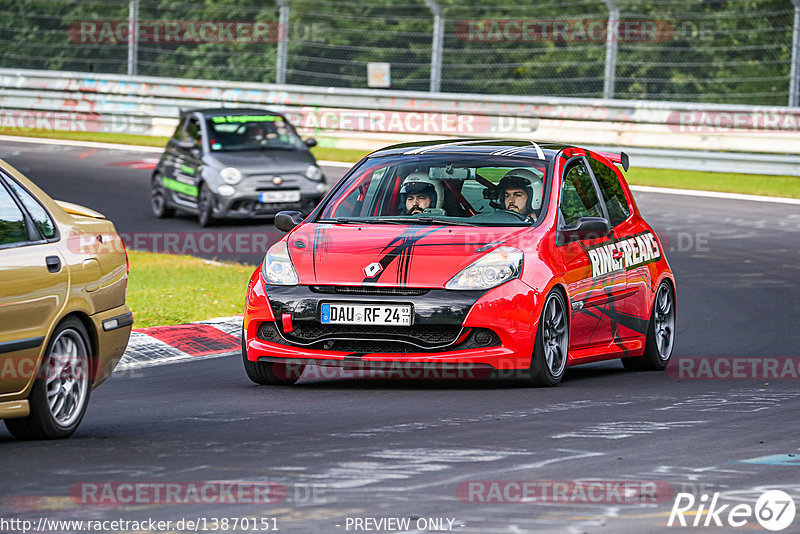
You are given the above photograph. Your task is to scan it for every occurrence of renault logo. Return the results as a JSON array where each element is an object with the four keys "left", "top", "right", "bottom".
[{"left": 364, "top": 262, "right": 383, "bottom": 277}]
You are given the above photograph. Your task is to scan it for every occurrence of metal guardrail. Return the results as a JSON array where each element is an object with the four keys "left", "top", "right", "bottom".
[{"left": 1, "top": 68, "right": 799, "bottom": 176}]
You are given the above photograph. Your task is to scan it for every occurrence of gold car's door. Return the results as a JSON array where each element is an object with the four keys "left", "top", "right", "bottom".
[{"left": 0, "top": 180, "right": 68, "bottom": 396}]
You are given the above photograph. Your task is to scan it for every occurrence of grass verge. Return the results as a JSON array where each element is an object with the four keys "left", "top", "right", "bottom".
[
  {"left": 625, "top": 167, "right": 800, "bottom": 199},
  {"left": 126, "top": 250, "right": 254, "bottom": 328},
  {"left": 2, "top": 129, "right": 798, "bottom": 198}
]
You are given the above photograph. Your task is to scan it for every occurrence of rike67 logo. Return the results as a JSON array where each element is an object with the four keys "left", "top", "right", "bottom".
[{"left": 668, "top": 490, "right": 796, "bottom": 531}]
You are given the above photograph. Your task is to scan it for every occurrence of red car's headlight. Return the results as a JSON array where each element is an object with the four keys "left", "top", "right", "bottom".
[
  {"left": 445, "top": 246, "right": 523, "bottom": 290},
  {"left": 261, "top": 240, "right": 299, "bottom": 286}
]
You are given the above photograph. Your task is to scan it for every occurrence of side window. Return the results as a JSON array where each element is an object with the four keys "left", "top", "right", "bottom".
[
  {"left": 171, "top": 117, "right": 186, "bottom": 140},
  {"left": 0, "top": 183, "right": 29, "bottom": 246},
  {"left": 338, "top": 170, "right": 386, "bottom": 217},
  {"left": 6, "top": 178, "right": 56, "bottom": 239},
  {"left": 589, "top": 159, "right": 631, "bottom": 227},
  {"left": 560, "top": 160, "right": 603, "bottom": 227},
  {"left": 182, "top": 117, "right": 202, "bottom": 147}
]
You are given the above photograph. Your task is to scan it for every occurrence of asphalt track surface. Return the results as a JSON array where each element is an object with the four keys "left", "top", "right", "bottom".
[{"left": 1, "top": 140, "right": 800, "bottom": 533}]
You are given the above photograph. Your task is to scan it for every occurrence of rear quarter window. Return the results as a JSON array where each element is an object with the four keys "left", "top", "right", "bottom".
[
  {"left": 6, "top": 178, "right": 56, "bottom": 239},
  {"left": 0, "top": 182, "right": 28, "bottom": 246},
  {"left": 589, "top": 159, "right": 631, "bottom": 227}
]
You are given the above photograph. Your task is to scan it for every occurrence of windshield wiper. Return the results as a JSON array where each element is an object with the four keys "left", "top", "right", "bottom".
[
  {"left": 418, "top": 217, "right": 477, "bottom": 226},
  {"left": 318, "top": 217, "right": 477, "bottom": 226},
  {"left": 373, "top": 216, "right": 478, "bottom": 226},
  {"left": 317, "top": 218, "right": 405, "bottom": 225}
]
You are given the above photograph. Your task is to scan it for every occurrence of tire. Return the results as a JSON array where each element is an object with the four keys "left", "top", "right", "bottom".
[
  {"left": 151, "top": 174, "right": 175, "bottom": 218},
  {"left": 5, "top": 317, "right": 93, "bottom": 440},
  {"left": 526, "top": 289, "right": 569, "bottom": 387},
  {"left": 622, "top": 280, "right": 675, "bottom": 371},
  {"left": 241, "top": 331, "right": 304, "bottom": 386},
  {"left": 197, "top": 182, "right": 215, "bottom": 227}
]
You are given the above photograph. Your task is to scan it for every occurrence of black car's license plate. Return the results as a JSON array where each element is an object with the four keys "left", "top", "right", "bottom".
[{"left": 259, "top": 190, "right": 301, "bottom": 203}]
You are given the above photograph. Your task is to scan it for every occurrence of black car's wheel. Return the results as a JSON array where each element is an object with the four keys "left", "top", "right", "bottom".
[
  {"left": 526, "top": 289, "right": 569, "bottom": 387},
  {"left": 5, "top": 317, "right": 93, "bottom": 440},
  {"left": 197, "top": 182, "right": 215, "bottom": 227},
  {"left": 241, "top": 331, "right": 304, "bottom": 385},
  {"left": 151, "top": 174, "right": 175, "bottom": 218},
  {"left": 622, "top": 280, "right": 675, "bottom": 371}
]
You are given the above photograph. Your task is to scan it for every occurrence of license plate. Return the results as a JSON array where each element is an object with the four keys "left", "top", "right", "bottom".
[
  {"left": 259, "top": 190, "right": 300, "bottom": 203},
  {"left": 321, "top": 303, "right": 412, "bottom": 326}
]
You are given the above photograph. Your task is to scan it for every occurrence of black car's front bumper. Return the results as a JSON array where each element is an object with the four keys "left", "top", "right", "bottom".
[{"left": 213, "top": 193, "right": 324, "bottom": 218}]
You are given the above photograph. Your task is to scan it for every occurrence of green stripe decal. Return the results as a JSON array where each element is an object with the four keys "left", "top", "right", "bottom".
[
  {"left": 179, "top": 165, "right": 196, "bottom": 175},
  {"left": 163, "top": 177, "right": 198, "bottom": 197}
]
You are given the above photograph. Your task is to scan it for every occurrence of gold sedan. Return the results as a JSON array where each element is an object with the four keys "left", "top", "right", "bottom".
[{"left": 0, "top": 159, "right": 132, "bottom": 439}]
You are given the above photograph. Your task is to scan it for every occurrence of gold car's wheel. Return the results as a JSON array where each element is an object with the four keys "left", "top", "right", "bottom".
[{"left": 5, "top": 317, "right": 93, "bottom": 440}]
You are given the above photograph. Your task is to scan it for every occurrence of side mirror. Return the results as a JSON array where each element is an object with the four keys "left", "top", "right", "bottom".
[
  {"left": 559, "top": 217, "right": 610, "bottom": 243},
  {"left": 304, "top": 137, "right": 317, "bottom": 148},
  {"left": 275, "top": 210, "right": 304, "bottom": 232}
]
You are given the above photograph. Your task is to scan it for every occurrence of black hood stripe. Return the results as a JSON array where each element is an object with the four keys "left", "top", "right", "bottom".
[{"left": 362, "top": 226, "right": 442, "bottom": 285}]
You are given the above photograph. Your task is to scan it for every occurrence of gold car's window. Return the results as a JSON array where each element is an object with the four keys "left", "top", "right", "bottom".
[
  {"left": 0, "top": 183, "right": 28, "bottom": 246},
  {"left": 7, "top": 179, "right": 56, "bottom": 239}
]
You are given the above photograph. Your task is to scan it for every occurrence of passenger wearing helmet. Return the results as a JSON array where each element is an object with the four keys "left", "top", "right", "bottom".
[
  {"left": 399, "top": 172, "right": 445, "bottom": 215},
  {"left": 497, "top": 168, "right": 543, "bottom": 222}
]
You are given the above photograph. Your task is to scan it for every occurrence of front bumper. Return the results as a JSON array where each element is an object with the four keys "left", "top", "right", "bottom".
[
  {"left": 244, "top": 275, "right": 542, "bottom": 371},
  {"left": 213, "top": 192, "right": 324, "bottom": 218}
]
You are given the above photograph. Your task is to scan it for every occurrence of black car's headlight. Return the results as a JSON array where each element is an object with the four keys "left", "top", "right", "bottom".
[
  {"left": 221, "top": 167, "right": 242, "bottom": 185},
  {"left": 305, "top": 165, "right": 323, "bottom": 181}
]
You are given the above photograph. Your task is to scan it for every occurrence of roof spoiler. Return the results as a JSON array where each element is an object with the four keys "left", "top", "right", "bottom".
[{"left": 595, "top": 151, "right": 630, "bottom": 172}]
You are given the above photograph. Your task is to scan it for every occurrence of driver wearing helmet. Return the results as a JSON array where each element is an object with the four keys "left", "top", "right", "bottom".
[
  {"left": 399, "top": 172, "right": 445, "bottom": 215},
  {"left": 497, "top": 168, "right": 543, "bottom": 222}
]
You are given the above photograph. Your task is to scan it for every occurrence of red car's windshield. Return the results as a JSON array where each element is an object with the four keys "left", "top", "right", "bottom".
[{"left": 315, "top": 155, "right": 553, "bottom": 227}]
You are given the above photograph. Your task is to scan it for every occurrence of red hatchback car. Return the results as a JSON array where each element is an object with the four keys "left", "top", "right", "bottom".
[{"left": 243, "top": 140, "right": 675, "bottom": 386}]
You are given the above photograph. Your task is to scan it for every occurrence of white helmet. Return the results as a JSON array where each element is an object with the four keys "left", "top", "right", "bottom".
[
  {"left": 498, "top": 168, "right": 544, "bottom": 212},
  {"left": 399, "top": 171, "right": 444, "bottom": 209}
]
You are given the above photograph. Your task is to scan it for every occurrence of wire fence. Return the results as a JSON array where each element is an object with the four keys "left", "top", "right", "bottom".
[{"left": 1, "top": 0, "right": 798, "bottom": 106}]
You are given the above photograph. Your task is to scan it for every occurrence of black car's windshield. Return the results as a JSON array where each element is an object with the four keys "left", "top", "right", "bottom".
[
  {"left": 205, "top": 114, "right": 305, "bottom": 152},
  {"left": 315, "top": 153, "right": 553, "bottom": 227}
]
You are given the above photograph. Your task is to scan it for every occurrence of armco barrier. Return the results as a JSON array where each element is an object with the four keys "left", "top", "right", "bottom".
[{"left": 1, "top": 68, "right": 799, "bottom": 175}]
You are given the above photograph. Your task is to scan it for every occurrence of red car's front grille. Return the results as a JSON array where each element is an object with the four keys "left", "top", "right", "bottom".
[
  {"left": 286, "top": 323, "right": 462, "bottom": 346},
  {"left": 310, "top": 286, "right": 430, "bottom": 296}
]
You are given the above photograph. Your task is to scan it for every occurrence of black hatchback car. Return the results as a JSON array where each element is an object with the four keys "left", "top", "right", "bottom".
[{"left": 151, "top": 108, "right": 327, "bottom": 226}]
